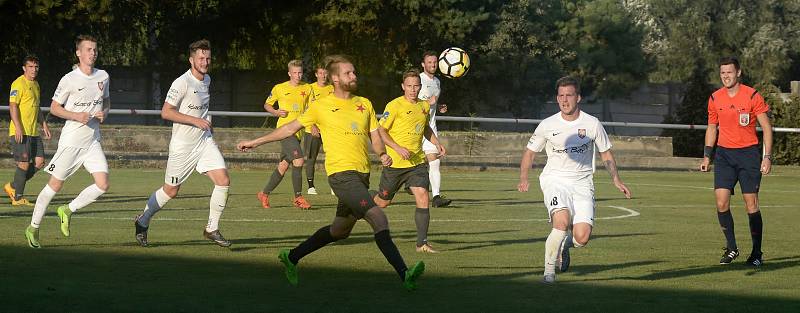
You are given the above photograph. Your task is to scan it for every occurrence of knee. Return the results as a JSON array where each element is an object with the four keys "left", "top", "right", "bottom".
[
  {"left": 17, "top": 162, "right": 30, "bottom": 170},
  {"left": 573, "top": 235, "right": 590, "bottom": 247},
  {"left": 293, "top": 159, "right": 305, "bottom": 167},
  {"left": 95, "top": 182, "right": 109, "bottom": 192},
  {"left": 216, "top": 176, "right": 230, "bottom": 187},
  {"left": 376, "top": 199, "right": 390, "bottom": 208},
  {"left": 278, "top": 161, "right": 290, "bottom": 172},
  {"left": 162, "top": 185, "right": 180, "bottom": 198},
  {"left": 715, "top": 200, "right": 730, "bottom": 211}
]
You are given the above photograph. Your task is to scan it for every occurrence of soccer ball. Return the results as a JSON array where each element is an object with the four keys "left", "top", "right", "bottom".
[{"left": 438, "top": 47, "right": 470, "bottom": 79}]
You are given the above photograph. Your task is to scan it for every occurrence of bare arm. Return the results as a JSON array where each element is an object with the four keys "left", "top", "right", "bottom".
[
  {"left": 756, "top": 113, "right": 773, "bottom": 174},
  {"left": 700, "top": 124, "right": 718, "bottom": 172},
  {"left": 93, "top": 97, "right": 111, "bottom": 123},
  {"left": 377, "top": 126, "right": 410, "bottom": 159},
  {"left": 8, "top": 102, "right": 24, "bottom": 143},
  {"left": 370, "top": 128, "right": 392, "bottom": 167},
  {"left": 160, "top": 102, "right": 211, "bottom": 131},
  {"left": 263, "top": 101, "right": 287, "bottom": 117},
  {"left": 517, "top": 149, "right": 536, "bottom": 192},
  {"left": 38, "top": 106, "right": 51, "bottom": 140},
  {"left": 237, "top": 120, "right": 303, "bottom": 151},
  {"left": 599, "top": 150, "right": 632, "bottom": 199},
  {"left": 49, "top": 100, "right": 91, "bottom": 124}
]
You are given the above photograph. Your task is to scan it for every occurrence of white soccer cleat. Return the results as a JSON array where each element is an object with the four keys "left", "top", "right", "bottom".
[
  {"left": 307, "top": 187, "right": 318, "bottom": 195},
  {"left": 542, "top": 273, "right": 556, "bottom": 284}
]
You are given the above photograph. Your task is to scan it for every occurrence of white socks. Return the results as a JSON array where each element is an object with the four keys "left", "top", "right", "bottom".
[
  {"left": 544, "top": 228, "right": 567, "bottom": 275},
  {"left": 139, "top": 188, "right": 172, "bottom": 227},
  {"left": 206, "top": 185, "right": 228, "bottom": 232},
  {"left": 428, "top": 158, "right": 441, "bottom": 196},
  {"left": 68, "top": 184, "right": 106, "bottom": 212},
  {"left": 30, "top": 185, "right": 57, "bottom": 228}
]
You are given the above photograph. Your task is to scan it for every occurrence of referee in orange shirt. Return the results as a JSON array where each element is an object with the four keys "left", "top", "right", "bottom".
[{"left": 700, "top": 56, "right": 773, "bottom": 266}]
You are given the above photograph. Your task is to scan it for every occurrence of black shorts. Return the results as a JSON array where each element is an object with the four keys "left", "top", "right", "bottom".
[
  {"left": 280, "top": 136, "right": 304, "bottom": 162},
  {"left": 714, "top": 145, "right": 762, "bottom": 194},
  {"left": 377, "top": 164, "right": 429, "bottom": 200},
  {"left": 9, "top": 135, "right": 45, "bottom": 163},
  {"left": 329, "top": 171, "right": 377, "bottom": 219},
  {"left": 303, "top": 133, "right": 322, "bottom": 159}
]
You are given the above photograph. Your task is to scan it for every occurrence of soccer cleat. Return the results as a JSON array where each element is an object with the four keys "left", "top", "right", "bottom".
[
  {"left": 4, "top": 182, "right": 16, "bottom": 200},
  {"left": 11, "top": 198, "right": 33, "bottom": 206},
  {"left": 431, "top": 195, "right": 452, "bottom": 208},
  {"left": 403, "top": 261, "right": 425, "bottom": 291},
  {"left": 293, "top": 195, "right": 312, "bottom": 210},
  {"left": 416, "top": 243, "right": 439, "bottom": 253},
  {"left": 134, "top": 215, "right": 149, "bottom": 247},
  {"left": 558, "top": 233, "right": 572, "bottom": 272},
  {"left": 25, "top": 226, "right": 40, "bottom": 249},
  {"left": 56, "top": 205, "right": 71, "bottom": 237},
  {"left": 745, "top": 252, "right": 763, "bottom": 266},
  {"left": 307, "top": 187, "right": 318, "bottom": 195},
  {"left": 257, "top": 191, "right": 270, "bottom": 208},
  {"left": 278, "top": 249, "right": 299, "bottom": 286},
  {"left": 542, "top": 273, "right": 556, "bottom": 284},
  {"left": 203, "top": 229, "right": 232, "bottom": 247},
  {"left": 719, "top": 248, "right": 739, "bottom": 265}
]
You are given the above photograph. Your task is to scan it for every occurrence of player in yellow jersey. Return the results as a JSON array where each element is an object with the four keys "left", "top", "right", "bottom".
[
  {"left": 303, "top": 65, "right": 334, "bottom": 195},
  {"left": 237, "top": 55, "right": 425, "bottom": 291},
  {"left": 258, "top": 60, "right": 312, "bottom": 209},
  {"left": 5, "top": 55, "right": 51, "bottom": 206},
  {"left": 372, "top": 69, "right": 446, "bottom": 253}
]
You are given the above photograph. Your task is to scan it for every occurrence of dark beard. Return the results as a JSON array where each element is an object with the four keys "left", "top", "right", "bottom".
[{"left": 341, "top": 81, "right": 358, "bottom": 92}]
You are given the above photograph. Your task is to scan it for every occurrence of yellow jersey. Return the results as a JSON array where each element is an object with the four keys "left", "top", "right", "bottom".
[
  {"left": 304, "top": 83, "right": 334, "bottom": 133},
  {"left": 265, "top": 81, "right": 311, "bottom": 139},
  {"left": 379, "top": 96, "right": 429, "bottom": 168},
  {"left": 8, "top": 75, "right": 40, "bottom": 137},
  {"left": 297, "top": 95, "right": 378, "bottom": 175}
]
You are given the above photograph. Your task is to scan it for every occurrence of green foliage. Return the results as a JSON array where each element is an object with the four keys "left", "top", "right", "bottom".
[
  {"left": 764, "top": 88, "right": 800, "bottom": 165},
  {"left": 661, "top": 64, "right": 714, "bottom": 157}
]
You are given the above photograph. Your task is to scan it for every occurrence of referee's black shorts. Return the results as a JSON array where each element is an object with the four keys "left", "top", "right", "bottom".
[{"left": 714, "top": 145, "right": 762, "bottom": 194}]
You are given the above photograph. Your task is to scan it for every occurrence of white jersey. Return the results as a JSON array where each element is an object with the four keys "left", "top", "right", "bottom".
[
  {"left": 419, "top": 72, "right": 441, "bottom": 135},
  {"left": 165, "top": 70, "right": 212, "bottom": 151},
  {"left": 526, "top": 111, "right": 611, "bottom": 180},
  {"left": 52, "top": 68, "right": 110, "bottom": 148}
]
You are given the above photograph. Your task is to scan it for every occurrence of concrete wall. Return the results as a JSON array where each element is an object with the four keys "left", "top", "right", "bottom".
[{"left": 0, "top": 126, "right": 700, "bottom": 171}]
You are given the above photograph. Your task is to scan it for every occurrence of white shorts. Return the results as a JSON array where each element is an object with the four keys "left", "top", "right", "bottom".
[
  {"left": 45, "top": 141, "right": 109, "bottom": 181},
  {"left": 539, "top": 175, "right": 595, "bottom": 226},
  {"left": 165, "top": 137, "right": 226, "bottom": 186},
  {"left": 422, "top": 139, "right": 439, "bottom": 155}
]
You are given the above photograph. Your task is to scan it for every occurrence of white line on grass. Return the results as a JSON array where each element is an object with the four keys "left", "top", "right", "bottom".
[{"left": 0, "top": 206, "right": 640, "bottom": 223}]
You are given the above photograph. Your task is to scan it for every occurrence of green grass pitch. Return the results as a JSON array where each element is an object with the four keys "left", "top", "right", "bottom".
[{"left": 1, "top": 167, "right": 799, "bottom": 312}]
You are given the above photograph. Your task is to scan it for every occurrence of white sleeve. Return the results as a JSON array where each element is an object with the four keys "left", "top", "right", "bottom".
[
  {"left": 593, "top": 120, "right": 612, "bottom": 152},
  {"left": 165, "top": 78, "right": 186, "bottom": 107},
  {"left": 526, "top": 125, "right": 547, "bottom": 152},
  {"left": 103, "top": 76, "right": 110, "bottom": 99},
  {"left": 52, "top": 75, "right": 70, "bottom": 105}
]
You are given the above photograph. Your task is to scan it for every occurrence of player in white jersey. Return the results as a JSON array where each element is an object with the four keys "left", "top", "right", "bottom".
[
  {"left": 24, "top": 35, "right": 110, "bottom": 248},
  {"left": 517, "top": 76, "right": 631, "bottom": 283},
  {"left": 133, "top": 39, "right": 232, "bottom": 247},
  {"left": 418, "top": 50, "right": 451, "bottom": 207}
]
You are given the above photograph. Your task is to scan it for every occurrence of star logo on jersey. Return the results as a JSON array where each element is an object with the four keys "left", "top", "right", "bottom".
[
  {"left": 578, "top": 129, "right": 586, "bottom": 138},
  {"left": 422, "top": 108, "right": 427, "bottom": 115},
  {"left": 300, "top": 91, "right": 306, "bottom": 97},
  {"left": 381, "top": 189, "right": 389, "bottom": 197},
  {"left": 360, "top": 199, "right": 369, "bottom": 207},
  {"left": 97, "top": 82, "right": 104, "bottom": 91},
  {"left": 9, "top": 90, "right": 17, "bottom": 97},
  {"left": 356, "top": 104, "right": 365, "bottom": 113}
]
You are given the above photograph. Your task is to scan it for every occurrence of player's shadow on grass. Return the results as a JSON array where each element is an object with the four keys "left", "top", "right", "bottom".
[
  {"left": 440, "top": 232, "right": 657, "bottom": 252},
  {"left": 3, "top": 244, "right": 799, "bottom": 312},
  {"left": 629, "top": 255, "right": 800, "bottom": 281}
]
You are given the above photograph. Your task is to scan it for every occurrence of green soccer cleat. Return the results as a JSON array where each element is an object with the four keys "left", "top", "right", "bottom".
[
  {"left": 25, "top": 226, "right": 41, "bottom": 248},
  {"left": 278, "top": 249, "right": 298, "bottom": 286},
  {"left": 403, "top": 261, "right": 425, "bottom": 291},
  {"left": 56, "top": 205, "right": 71, "bottom": 237}
]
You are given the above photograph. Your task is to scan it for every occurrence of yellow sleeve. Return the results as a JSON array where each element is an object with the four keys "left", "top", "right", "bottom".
[
  {"left": 9, "top": 79, "right": 22, "bottom": 104},
  {"left": 297, "top": 104, "right": 318, "bottom": 128},
  {"left": 265, "top": 84, "right": 280, "bottom": 107},
  {"left": 379, "top": 101, "right": 396, "bottom": 129},
  {"left": 367, "top": 99, "right": 378, "bottom": 132}
]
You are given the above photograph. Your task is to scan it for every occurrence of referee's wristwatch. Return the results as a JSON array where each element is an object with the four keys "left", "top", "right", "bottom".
[{"left": 763, "top": 154, "right": 772, "bottom": 161}]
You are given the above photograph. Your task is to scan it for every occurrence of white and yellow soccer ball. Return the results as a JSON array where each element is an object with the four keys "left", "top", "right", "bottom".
[{"left": 438, "top": 47, "right": 470, "bottom": 79}]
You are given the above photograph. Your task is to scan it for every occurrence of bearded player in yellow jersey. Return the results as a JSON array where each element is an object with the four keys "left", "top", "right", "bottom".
[
  {"left": 238, "top": 55, "right": 425, "bottom": 291},
  {"left": 259, "top": 60, "right": 312, "bottom": 209},
  {"left": 5, "top": 55, "right": 51, "bottom": 206},
  {"left": 303, "top": 65, "right": 334, "bottom": 195},
  {"left": 373, "top": 69, "right": 446, "bottom": 253}
]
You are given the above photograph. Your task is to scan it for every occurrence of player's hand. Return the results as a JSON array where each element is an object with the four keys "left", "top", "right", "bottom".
[
  {"left": 74, "top": 112, "right": 92, "bottom": 124},
  {"left": 41, "top": 124, "right": 51, "bottom": 140},
  {"left": 699, "top": 157, "right": 711, "bottom": 172},
  {"left": 614, "top": 179, "right": 632, "bottom": 199},
  {"left": 517, "top": 179, "right": 529, "bottom": 192},
  {"left": 93, "top": 111, "right": 106, "bottom": 123},
  {"left": 277, "top": 109, "right": 288, "bottom": 118},
  {"left": 760, "top": 158, "right": 772, "bottom": 174},
  {"left": 437, "top": 144, "right": 447, "bottom": 157},
  {"left": 13, "top": 129, "right": 22, "bottom": 143},
  {"left": 395, "top": 146, "right": 411, "bottom": 159},
  {"left": 438, "top": 104, "right": 448, "bottom": 114},
  {"left": 193, "top": 117, "right": 212, "bottom": 131},
  {"left": 237, "top": 140, "right": 256, "bottom": 152},
  {"left": 311, "top": 125, "right": 321, "bottom": 137},
  {"left": 380, "top": 153, "right": 393, "bottom": 167}
]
